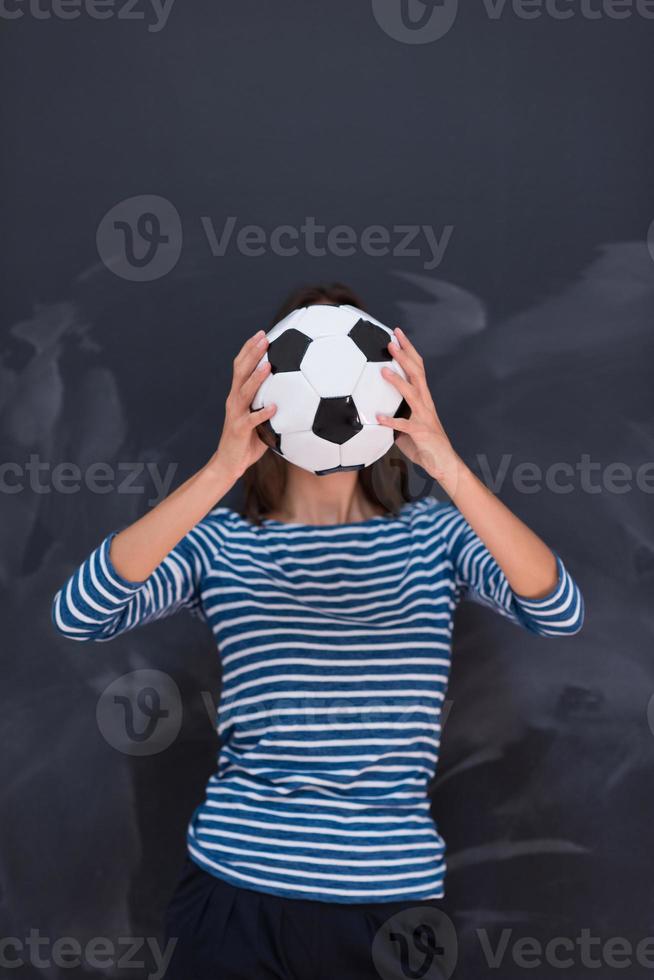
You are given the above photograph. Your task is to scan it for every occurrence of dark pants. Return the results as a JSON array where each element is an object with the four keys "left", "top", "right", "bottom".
[{"left": 163, "top": 856, "right": 450, "bottom": 980}]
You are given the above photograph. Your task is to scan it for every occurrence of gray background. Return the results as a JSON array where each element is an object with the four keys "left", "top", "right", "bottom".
[{"left": 1, "top": 1, "right": 654, "bottom": 977}]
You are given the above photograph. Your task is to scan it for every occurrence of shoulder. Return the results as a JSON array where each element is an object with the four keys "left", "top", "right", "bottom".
[
  {"left": 201, "top": 506, "right": 251, "bottom": 536},
  {"left": 399, "top": 495, "right": 456, "bottom": 527},
  {"left": 399, "top": 496, "right": 469, "bottom": 546},
  {"left": 400, "top": 496, "right": 475, "bottom": 559},
  {"left": 181, "top": 506, "right": 249, "bottom": 556}
]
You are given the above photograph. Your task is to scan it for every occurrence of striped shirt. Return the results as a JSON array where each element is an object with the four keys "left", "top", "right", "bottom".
[{"left": 52, "top": 496, "right": 584, "bottom": 904}]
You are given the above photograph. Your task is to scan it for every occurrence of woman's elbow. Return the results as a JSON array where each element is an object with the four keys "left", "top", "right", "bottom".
[
  {"left": 531, "top": 588, "right": 585, "bottom": 638},
  {"left": 565, "top": 589, "right": 585, "bottom": 636},
  {"left": 51, "top": 590, "right": 114, "bottom": 643}
]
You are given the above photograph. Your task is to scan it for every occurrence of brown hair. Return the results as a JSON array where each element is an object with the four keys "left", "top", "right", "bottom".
[{"left": 240, "top": 282, "right": 410, "bottom": 524}]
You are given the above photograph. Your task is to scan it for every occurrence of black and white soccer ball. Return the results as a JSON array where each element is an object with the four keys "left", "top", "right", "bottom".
[{"left": 251, "top": 304, "right": 410, "bottom": 475}]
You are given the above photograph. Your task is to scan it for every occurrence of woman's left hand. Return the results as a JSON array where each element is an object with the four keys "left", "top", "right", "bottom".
[
  {"left": 378, "top": 328, "right": 563, "bottom": 599},
  {"left": 377, "top": 327, "right": 461, "bottom": 491}
]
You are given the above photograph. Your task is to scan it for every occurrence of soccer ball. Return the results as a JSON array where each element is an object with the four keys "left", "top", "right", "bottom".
[{"left": 251, "top": 304, "right": 410, "bottom": 475}]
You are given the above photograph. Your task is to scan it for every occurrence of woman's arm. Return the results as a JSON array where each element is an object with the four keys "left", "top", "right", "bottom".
[
  {"left": 52, "top": 329, "right": 277, "bottom": 641},
  {"left": 435, "top": 462, "right": 558, "bottom": 600},
  {"left": 110, "top": 329, "right": 275, "bottom": 583},
  {"left": 377, "top": 327, "right": 562, "bottom": 601}
]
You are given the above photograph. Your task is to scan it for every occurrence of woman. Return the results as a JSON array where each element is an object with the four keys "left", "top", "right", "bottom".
[{"left": 52, "top": 283, "right": 584, "bottom": 980}]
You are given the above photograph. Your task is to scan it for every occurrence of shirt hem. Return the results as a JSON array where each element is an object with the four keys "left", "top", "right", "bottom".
[{"left": 186, "top": 844, "right": 445, "bottom": 907}]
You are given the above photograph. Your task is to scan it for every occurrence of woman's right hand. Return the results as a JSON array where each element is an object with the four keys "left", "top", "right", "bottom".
[
  {"left": 109, "top": 330, "right": 276, "bottom": 582},
  {"left": 208, "top": 329, "right": 277, "bottom": 482}
]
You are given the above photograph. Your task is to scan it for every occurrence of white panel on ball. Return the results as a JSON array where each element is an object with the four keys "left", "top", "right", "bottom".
[
  {"left": 264, "top": 373, "right": 320, "bottom": 434},
  {"left": 351, "top": 360, "right": 405, "bottom": 425},
  {"left": 301, "top": 336, "right": 367, "bottom": 398},
  {"left": 340, "top": 425, "right": 394, "bottom": 468},
  {"left": 293, "top": 305, "right": 359, "bottom": 340},
  {"left": 281, "top": 430, "right": 340, "bottom": 472}
]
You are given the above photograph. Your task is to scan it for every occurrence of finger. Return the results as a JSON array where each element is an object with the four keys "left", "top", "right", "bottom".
[
  {"left": 387, "top": 338, "right": 424, "bottom": 384},
  {"left": 391, "top": 334, "right": 433, "bottom": 401},
  {"left": 376, "top": 413, "right": 412, "bottom": 433},
  {"left": 381, "top": 365, "right": 421, "bottom": 411},
  {"left": 238, "top": 360, "right": 272, "bottom": 406},
  {"left": 235, "top": 330, "right": 268, "bottom": 375},
  {"left": 248, "top": 403, "right": 277, "bottom": 427},
  {"left": 233, "top": 330, "right": 268, "bottom": 384},
  {"left": 235, "top": 329, "right": 265, "bottom": 364},
  {"left": 394, "top": 327, "right": 423, "bottom": 363}
]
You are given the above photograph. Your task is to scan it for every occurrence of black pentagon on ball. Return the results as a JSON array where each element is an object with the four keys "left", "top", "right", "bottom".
[
  {"left": 254, "top": 417, "right": 283, "bottom": 455},
  {"left": 316, "top": 463, "right": 365, "bottom": 477},
  {"left": 348, "top": 318, "right": 392, "bottom": 362},
  {"left": 268, "top": 328, "right": 312, "bottom": 374},
  {"left": 312, "top": 395, "right": 362, "bottom": 445},
  {"left": 392, "top": 397, "right": 411, "bottom": 441},
  {"left": 394, "top": 398, "right": 411, "bottom": 420}
]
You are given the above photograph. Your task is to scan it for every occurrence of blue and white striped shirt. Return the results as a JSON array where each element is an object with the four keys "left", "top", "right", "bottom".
[{"left": 52, "top": 496, "right": 584, "bottom": 903}]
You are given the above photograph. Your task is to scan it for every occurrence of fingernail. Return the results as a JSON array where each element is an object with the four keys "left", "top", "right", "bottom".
[
  {"left": 257, "top": 361, "right": 268, "bottom": 371},
  {"left": 257, "top": 336, "right": 267, "bottom": 348},
  {"left": 389, "top": 342, "right": 400, "bottom": 353}
]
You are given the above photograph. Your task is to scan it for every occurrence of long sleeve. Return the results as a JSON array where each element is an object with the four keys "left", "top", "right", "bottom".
[
  {"left": 426, "top": 498, "right": 584, "bottom": 637},
  {"left": 52, "top": 511, "right": 226, "bottom": 642}
]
